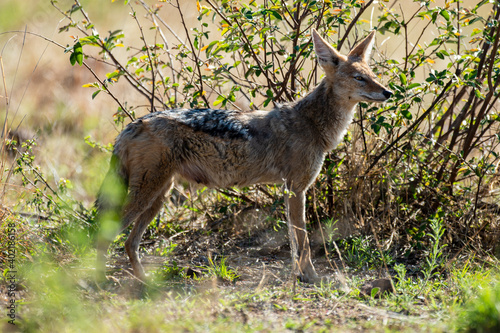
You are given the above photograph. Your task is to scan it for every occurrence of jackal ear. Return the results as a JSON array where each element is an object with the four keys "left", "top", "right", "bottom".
[
  {"left": 348, "top": 31, "right": 376, "bottom": 63},
  {"left": 312, "top": 29, "right": 345, "bottom": 69}
]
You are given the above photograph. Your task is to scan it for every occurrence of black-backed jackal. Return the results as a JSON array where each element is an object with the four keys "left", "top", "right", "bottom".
[{"left": 95, "top": 29, "right": 392, "bottom": 283}]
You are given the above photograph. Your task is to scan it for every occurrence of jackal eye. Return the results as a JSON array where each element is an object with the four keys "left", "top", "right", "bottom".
[{"left": 354, "top": 75, "right": 364, "bottom": 81}]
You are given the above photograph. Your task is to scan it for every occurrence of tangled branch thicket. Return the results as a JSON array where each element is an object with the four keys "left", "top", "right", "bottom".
[{"left": 52, "top": 0, "right": 499, "bottom": 261}]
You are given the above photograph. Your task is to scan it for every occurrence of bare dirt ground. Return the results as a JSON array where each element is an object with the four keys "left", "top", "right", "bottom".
[{"left": 91, "top": 212, "right": 438, "bottom": 333}]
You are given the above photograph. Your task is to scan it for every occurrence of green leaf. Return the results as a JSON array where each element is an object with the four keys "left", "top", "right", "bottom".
[
  {"left": 79, "top": 35, "right": 99, "bottom": 45},
  {"left": 436, "top": 50, "right": 448, "bottom": 60},
  {"left": 440, "top": 9, "right": 450, "bottom": 21},
  {"left": 70, "top": 52, "right": 76, "bottom": 66},
  {"left": 401, "top": 110, "right": 413, "bottom": 120},
  {"left": 399, "top": 73, "right": 407, "bottom": 85},
  {"left": 270, "top": 10, "right": 282, "bottom": 20},
  {"left": 407, "top": 83, "right": 421, "bottom": 90},
  {"left": 205, "top": 40, "right": 219, "bottom": 54},
  {"left": 371, "top": 287, "right": 380, "bottom": 298},
  {"left": 69, "top": 5, "right": 82, "bottom": 14},
  {"left": 71, "top": 41, "right": 83, "bottom": 66},
  {"left": 92, "top": 90, "right": 101, "bottom": 100},
  {"left": 213, "top": 95, "right": 225, "bottom": 106},
  {"left": 106, "top": 71, "right": 121, "bottom": 79}
]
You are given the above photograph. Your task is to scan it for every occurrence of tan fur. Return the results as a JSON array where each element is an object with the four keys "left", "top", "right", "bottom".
[{"left": 95, "top": 29, "right": 392, "bottom": 283}]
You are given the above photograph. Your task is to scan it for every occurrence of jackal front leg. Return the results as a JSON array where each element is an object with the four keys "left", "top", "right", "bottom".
[{"left": 285, "top": 188, "right": 319, "bottom": 283}]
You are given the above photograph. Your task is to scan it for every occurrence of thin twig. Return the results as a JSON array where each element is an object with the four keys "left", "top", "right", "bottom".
[
  {"left": 129, "top": 3, "right": 156, "bottom": 112},
  {"left": 53, "top": 0, "right": 164, "bottom": 110},
  {"left": 216, "top": 189, "right": 256, "bottom": 205},
  {"left": 205, "top": 0, "right": 280, "bottom": 102},
  {"left": 175, "top": 0, "right": 209, "bottom": 106},
  {"left": 337, "top": 0, "right": 375, "bottom": 51},
  {"left": 139, "top": 0, "right": 178, "bottom": 106},
  {"left": 365, "top": 78, "right": 453, "bottom": 176}
]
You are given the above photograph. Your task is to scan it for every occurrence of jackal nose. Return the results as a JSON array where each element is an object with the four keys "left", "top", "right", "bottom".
[{"left": 383, "top": 90, "right": 393, "bottom": 99}]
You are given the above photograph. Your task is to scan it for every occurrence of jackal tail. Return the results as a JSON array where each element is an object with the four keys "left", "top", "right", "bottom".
[
  {"left": 96, "top": 154, "right": 128, "bottom": 211},
  {"left": 94, "top": 153, "right": 129, "bottom": 280}
]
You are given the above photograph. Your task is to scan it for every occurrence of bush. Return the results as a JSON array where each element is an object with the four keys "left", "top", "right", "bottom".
[{"left": 52, "top": 0, "right": 500, "bottom": 260}]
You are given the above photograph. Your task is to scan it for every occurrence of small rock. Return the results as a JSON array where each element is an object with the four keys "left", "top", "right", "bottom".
[{"left": 360, "top": 278, "right": 395, "bottom": 298}]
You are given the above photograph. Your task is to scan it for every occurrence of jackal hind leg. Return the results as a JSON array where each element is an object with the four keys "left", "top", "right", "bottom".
[
  {"left": 95, "top": 182, "right": 161, "bottom": 282},
  {"left": 124, "top": 178, "right": 174, "bottom": 281},
  {"left": 96, "top": 200, "right": 144, "bottom": 282},
  {"left": 96, "top": 209, "right": 141, "bottom": 281},
  {"left": 285, "top": 189, "right": 319, "bottom": 283}
]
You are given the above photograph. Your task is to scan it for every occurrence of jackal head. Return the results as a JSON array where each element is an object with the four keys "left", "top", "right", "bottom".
[{"left": 312, "top": 29, "right": 392, "bottom": 103}]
